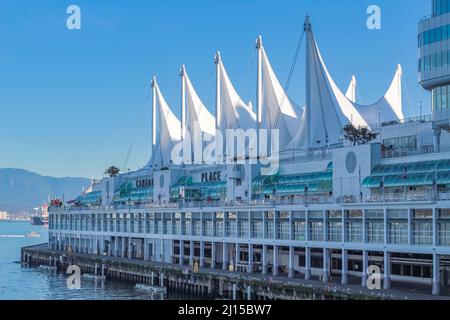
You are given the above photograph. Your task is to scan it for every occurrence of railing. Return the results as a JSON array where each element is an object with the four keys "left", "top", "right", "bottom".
[
  {"left": 419, "top": 14, "right": 432, "bottom": 22},
  {"left": 369, "top": 114, "right": 432, "bottom": 132},
  {"left": 48, "top": 191, "right": 450, "bottom": 214},
  {"left": 382, "top": 145, "right": 450, "bottom": 160},
  {"left": 280, "top": 149, "right": 333, "bottom": 165},
  {"left": 50, "top": 196, "right": 336, "bottom": 213},
  {"left": 364, "top": 193, "right": 436, "bottom": 203}
]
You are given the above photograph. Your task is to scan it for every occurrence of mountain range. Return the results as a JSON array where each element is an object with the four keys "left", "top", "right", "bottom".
[{"left": 0, "top": 168, "right": 90, "bottom": 213}]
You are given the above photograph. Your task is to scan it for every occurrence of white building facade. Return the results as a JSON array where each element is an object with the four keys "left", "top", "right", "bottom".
[{"left": 49, "top": 2, "right": 450, "bottom": 296}]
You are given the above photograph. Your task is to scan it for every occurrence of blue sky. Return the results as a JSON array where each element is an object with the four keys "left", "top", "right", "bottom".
[{"left": 0, "top": 0, "right": 429, "bottom": 178}]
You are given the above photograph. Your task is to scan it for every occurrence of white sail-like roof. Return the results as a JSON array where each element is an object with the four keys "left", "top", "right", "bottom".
[
  {"left": 147, "top": 80, "right": 181, "bottom": 167},
  {"left": 215, "top": 52, "right": 257, "bottom": 160},
  {"left": 183, "top": 69, "right": 216, "bottom": 138},
  {"left": 353, "top": 64, "right": 404, "bottom": 125},
  {"left": 345, "top": 75, "right": 357, "bottom": 103},
  {"left": 290, "top": 18, "right": 369, "bottom": 150},
  {"left": 217, "top": 54, "right": 256, "bottom": 131},
  {"left": 260, "top": 43, "right": 303, "bottom": 148}
]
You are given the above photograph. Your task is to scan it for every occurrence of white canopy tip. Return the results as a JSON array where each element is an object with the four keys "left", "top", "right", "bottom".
[
  {"left": 256, "top": 35, "right": 263, "bottom": 48},
  {"left": 397, "top": 64, "right": 403, "bottom": 75},
  {"left": 214, "top": 51, "right": 221, "bottom": 63},
  {"left": 304, "top": 15, "right": 312, "bottom": 30},
  {"left": 180, "top": 65, "right": 186, "bottom": 76}
]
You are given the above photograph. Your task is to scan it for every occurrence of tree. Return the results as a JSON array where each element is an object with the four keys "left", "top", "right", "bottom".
[
  {"left": 105, "top": 166, "right": 120, "bottom": 177},
  {"left": 343, "top": 124, "right": 378, "bottom": 146}
]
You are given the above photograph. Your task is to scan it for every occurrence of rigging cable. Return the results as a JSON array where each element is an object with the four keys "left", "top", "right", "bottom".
[
  {"left": 122, "top": 86, "right": 152, "bottom": 173},
  {"left": 273, "top": 27, "right": 305, "bottom": 128}
]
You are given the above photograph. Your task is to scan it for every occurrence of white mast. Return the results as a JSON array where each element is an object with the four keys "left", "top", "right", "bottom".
[
  {"left": 180, "top": 65, "right": 186, "bottom": 140},
  {"left": 151, "top": 76, "right": 157, "bottom": 152},
  {"left": 304, "top": 16, "right": 312, "bottom": 150},
  {"left": 256, "top": 36, "right": 263, "bottom": 126},
  {"left": 215, "top": 51, "right": 221, "bottom": 129}
]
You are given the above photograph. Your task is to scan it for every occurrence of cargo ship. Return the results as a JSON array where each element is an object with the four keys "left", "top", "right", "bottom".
[{"left": 31, "top": 204, "right": 48, "bottom": 226}]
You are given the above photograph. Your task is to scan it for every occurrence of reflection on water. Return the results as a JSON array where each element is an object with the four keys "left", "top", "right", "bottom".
[{"left": 0, "top": 221, "right": 194, "bottom": 300}]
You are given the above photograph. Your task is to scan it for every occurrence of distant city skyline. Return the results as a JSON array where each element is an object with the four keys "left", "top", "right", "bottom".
[{"left": 0, "top": 0, "right": 429, "bottom": 178}]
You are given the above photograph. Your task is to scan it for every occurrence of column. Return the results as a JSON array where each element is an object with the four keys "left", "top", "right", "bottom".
[
  {"left": 433, "top": 208, "right": 438, "bottom": 247},
  {"left": 288, "top": 246, "right": 294, "bottom": 278},
  {"left": 200, "top": 241, "right": 205, "bottom": 268},
  {"left": 211, "top": 242, "right": 216, "bottom": 269},
  {"left": 433, "top": 127, "right": 441, "bottom": 153},
  {"left": 121, "top": 237, "right": 126, "bottom": 258},
  {"left": 341, "top": 249, "right": 348, "bottom": 285},
  {"left": 383, "top": 250, "right": 391, "bottom": 289},
  {"left": 115, "top": 237, "right": 119, "bottom": 257},
  {"left": 189, "top": 240, "right": 194, "bottom": 267},
  {"left": 262, "top": 245, "right": 268, "bottom": 275},
  {"left": 305, "top": 247, "right": 311, "bottom": 280},
  {"left": 179, "top": 240, "right": 184, "bottom": 266},
  {"left": 235, "top": 243, "right": 240, "bottom": 266},
  {"left": 144, "top": 238, "right": 148, "bottom": 260},
  {"left": 247, "top": 244, "right": 254, "bottom": 274},
  {"left": 433, "top": 253, "right": 441, "bottom": 295},
  {"left": 128, "top": 237, "right": 132, "bottom": 259},
  {"left": 222, "top": 242, "right": 228, "bottom": 270},
  {"left": 361, "top": 250, "right": 368, "bottom": 287},
  {"left": 273, "top": 245, "right": 279, "bottom": 276},
  {"left": 160, "top": 238, "right": 164, "bottom": 262},
  {"left": 322, "top": 248, "right": 329, "bottom": 283},
  {"left": 152, "top": 239, "right": 156, "bottom": 260},
  {"left": 407, "top": 209, "right": 412, "bottom": 245}
]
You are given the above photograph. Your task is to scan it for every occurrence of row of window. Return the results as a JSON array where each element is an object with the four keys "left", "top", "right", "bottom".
[
  {"left": 418, "top": 23, "right": 450, "bottom": 47},
  {"left": 432, "top": 84, "right": 450, "bottom": 111},
  {"left": 49, "top": 220, "right": 445, "bottom": 246},
  {"left": 418, "top": 50, "right": 450, "bottom": 73},
  {"left": 50, "top": 209, "right": 450, "bottom": 225},
  {"left": 433, "top": 0, "right": 450, "bottom": 17}
]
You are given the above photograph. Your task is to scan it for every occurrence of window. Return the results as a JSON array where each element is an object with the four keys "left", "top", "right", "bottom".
[
  {"left": 327, "top": 222, "right": 342, "bottom": 242},
  {"left": 277, "top": 221, "right": 290, "bottom": 239},
  {"left": 265, "top": 220, "right": 274, "bottom": 238},
  {"left": 432, "top": 84, "right": 450, "bottom": 111},
  {"left": 346, "top": 221, "right": 363, "bottom": 242},
  {"left": 433, "top": 0, "right": 450, "bottom": 17},
  {"left": 413, "top": 222, "right": 433, "bottom": 245},
  {"left": 214, "top": 220, "right": 224, "bottom": 237},
  {"left": 388, "top": 222, "right": 408, "bottom": 244},
  {"left": 439, "top": 222, "right": 450, "bottom": 245},
  {"left": 226, "top": 220, "right": 236, "bottom": 237},
  {"left": 309, "top": 221, "right": 324, "bottom": 241},
  {"left": 251, "top": 221, "right": 263, "bottom": 238},
  {"left": 292, "top": 221, "right": 306, "bottom": 240},
  {"left": 437, "top": 51, "right": 442, "bottom": 68},
  {"left": 367, "top": 221, "right": 384, "bottom": 243},
  {"left": 238, "top": 221, "right": 249, "bottom": 238}
]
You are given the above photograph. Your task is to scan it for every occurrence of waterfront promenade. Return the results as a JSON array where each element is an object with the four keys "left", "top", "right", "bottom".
[{"left": 22, "top": 244, "right": 450, "bottom": 300}]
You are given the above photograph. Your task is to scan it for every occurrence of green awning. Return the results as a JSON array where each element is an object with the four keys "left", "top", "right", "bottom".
[
  {"left": 362, "top": 176, "right": 382, "bottom": 188},
  {"left": 438, "top": 171, "right": 450, "bottom": 184},
  {"left": 383, "top": 173, "right": 434, "bottom": 187},
  {"left": 372, "top": 159, "right": 450, "bottom": 177}
]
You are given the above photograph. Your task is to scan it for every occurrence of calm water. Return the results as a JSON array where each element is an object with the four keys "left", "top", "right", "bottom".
[{"left": 0, "top": 221, "right": 192, "bottom": 300}]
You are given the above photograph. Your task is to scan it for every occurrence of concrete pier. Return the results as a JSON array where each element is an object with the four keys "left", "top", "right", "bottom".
[{"left": 21, "top": 244, "right": 450, "bottom": 301}]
